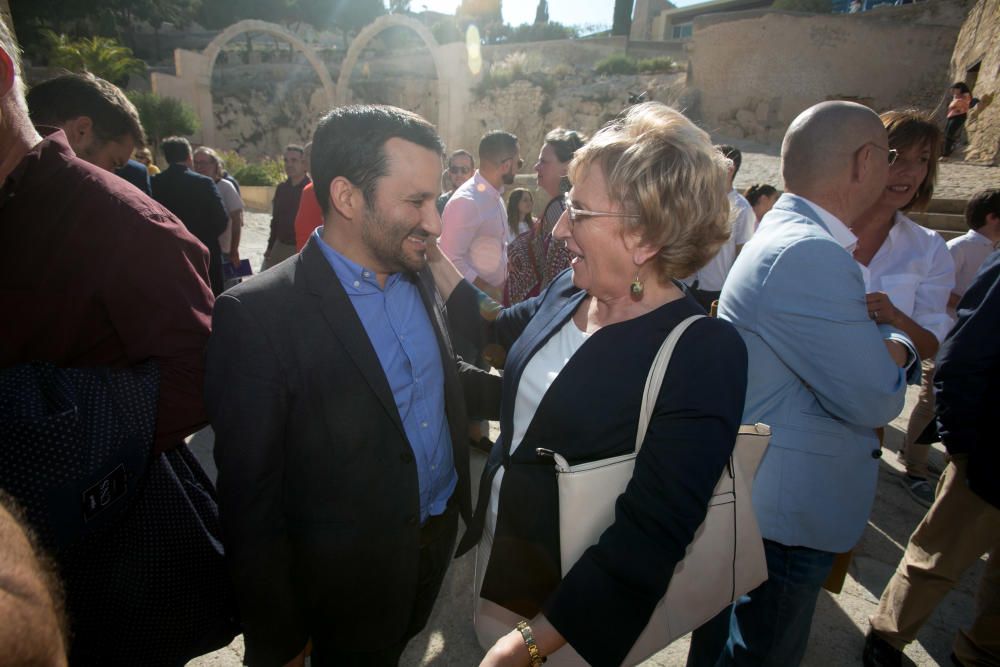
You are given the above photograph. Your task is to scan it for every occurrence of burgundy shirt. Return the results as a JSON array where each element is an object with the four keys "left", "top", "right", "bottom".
[
  {"left": 268, "top": 175, "right": 311, "bottom": 249},
  {"left": 0, "top": 130, "right": 215, "bottom": 452}
]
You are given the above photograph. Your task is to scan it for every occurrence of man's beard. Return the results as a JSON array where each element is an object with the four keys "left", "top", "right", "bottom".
[
  {"left": 502, "top": 170, "right": 515, "bottom": 185},
  {"left": 361, "top": 205, "right": 428, "bottom": 275}
]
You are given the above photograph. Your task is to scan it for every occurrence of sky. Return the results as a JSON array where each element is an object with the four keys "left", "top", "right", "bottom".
[{"left": 412, "top": 0, "right": 702, "bottom": 31}]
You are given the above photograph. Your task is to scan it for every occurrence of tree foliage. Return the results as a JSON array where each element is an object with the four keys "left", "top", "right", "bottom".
[
  {"left": 127, "top": 91, "right": 199, "bottom": 159},
  {"left": 611, "top": 0, "right": 634, "bottom": 36},
  {"left": 534, "top": 0, "right": 549, "bottom": 24},
  {"left": 490, "top": 21, "right": 577, "bottom": 44},
  {"left": 42, "top": 31, "right": 146, "bottom": 85}
]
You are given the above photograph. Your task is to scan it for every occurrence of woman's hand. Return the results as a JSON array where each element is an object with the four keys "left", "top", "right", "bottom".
[
  {"left": 865, "top": 291, "right": 900, "bottom": 327},
  {"left": 480, "top": 630, "right": 531, "bottom": 667}
]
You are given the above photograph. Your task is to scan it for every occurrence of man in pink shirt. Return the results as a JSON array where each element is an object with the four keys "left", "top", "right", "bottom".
[{"left": 439, "top": 130, "right": 520, "bottom": 302}]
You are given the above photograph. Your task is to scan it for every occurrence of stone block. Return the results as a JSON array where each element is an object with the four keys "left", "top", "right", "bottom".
[
  {"left": 756, "top": 101, "right": 769, "bottom": 122},
  {"left": 736, "top": 108, "right": 757, "bottom": 128}
]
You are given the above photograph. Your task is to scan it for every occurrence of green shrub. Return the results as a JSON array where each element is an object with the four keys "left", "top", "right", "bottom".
[
  {"left": 594, "top": 53, "right": 638, "bottom": 76},
  {"left": 637, "top": 56, "right": 676, "bottom": 73},
  {"left": 229, "top": 156, "right": 286, "bottom": 186}
]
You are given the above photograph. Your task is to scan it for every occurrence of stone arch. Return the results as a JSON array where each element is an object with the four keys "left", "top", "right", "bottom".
[
  {"left": 204, "top": 19, "right": 336, "bottom": 105},
  {"left": 336, "top": 15, "right": 450, "bottom": 138}
]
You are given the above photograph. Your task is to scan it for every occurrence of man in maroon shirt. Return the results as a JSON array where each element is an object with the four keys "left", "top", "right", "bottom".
[
  {"left": 261, "top": 143, "right": 311, "bottom": 270},
  {"left": 0, "top": 21, "right": 219, "bottom": 662}
]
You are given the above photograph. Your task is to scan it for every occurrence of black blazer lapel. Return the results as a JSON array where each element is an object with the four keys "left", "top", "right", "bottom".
[{"left": 299, "top": 239, "right": 407, "bottom": 441}]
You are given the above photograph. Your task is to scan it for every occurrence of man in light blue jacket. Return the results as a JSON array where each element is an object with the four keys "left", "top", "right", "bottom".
[{"left": 687, "top": 101, "right": 920, "bottom": 667}]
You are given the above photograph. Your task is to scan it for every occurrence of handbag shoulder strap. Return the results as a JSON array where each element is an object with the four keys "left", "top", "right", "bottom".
[{"left": 635, "top": 314, "right": 706, "bottom": 451}]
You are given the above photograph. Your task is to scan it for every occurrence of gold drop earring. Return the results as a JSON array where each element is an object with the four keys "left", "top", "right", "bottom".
[{"left": 630, "top": 271, "right": 644, "bottom": 298}]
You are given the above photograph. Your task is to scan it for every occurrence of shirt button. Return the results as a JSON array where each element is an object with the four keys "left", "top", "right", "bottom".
[
  {"left": 363, "top": 271, "right": 370, "bottom": 278},
  {"left": 421, "top": 421, "right": 428, "bottom": 428},
  {"left": 353, "top": 280, "right": 360, "bottom": 288},
  {"left": 431, "top": 464, "right": 437, "bottom": 471}
]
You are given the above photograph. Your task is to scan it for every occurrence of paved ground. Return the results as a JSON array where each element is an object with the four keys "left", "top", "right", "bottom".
[{"left": 187, "top": 383, "right": 984, "bottom": 667}]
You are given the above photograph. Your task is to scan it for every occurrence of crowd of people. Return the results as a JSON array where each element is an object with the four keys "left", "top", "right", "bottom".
[{"left": 1, "top": 16, "right": 998, "bottom": 667}]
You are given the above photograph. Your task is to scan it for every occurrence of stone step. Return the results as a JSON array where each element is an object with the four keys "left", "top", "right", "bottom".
[
  {"left": 925, "top": 198, "right": 967, "bottom": 214},
  {"left": 909, "top": 211, "right": 967, "bottom": 233}
]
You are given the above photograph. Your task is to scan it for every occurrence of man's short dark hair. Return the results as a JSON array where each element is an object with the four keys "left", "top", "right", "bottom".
[
  {"left": 448, "top": 149, "right": 474, "bottom": 169},
  {"left": 285, "top": 144, "right": 305, "bottom": 156},
  {"left": 162, "top": 136, "right": 193, "bottom": 165},
  {"left": 26, "top": 73, "right": 145, "bottom": 147},
  {"left": 478, "top": 130, "right": 518, "bottom": 165},
  {"left": 716, "top": 144, "right": 742, "bottom": 177},
  {"left": 311, "top": 105, "right": 444, "bottom": 216},
  {"left": 965, "top": 188, "right": 1000, "bottom": 230},
  {"left": 544, "top": 128, "right": 586, "bottom": 164}
]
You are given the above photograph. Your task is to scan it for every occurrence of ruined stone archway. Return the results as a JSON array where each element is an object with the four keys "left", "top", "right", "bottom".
[{"left": 336, "top": 15, "right": 451, "bottom": 141}]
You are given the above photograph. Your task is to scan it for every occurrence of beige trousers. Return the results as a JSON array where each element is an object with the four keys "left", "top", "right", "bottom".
[
  {"left": 901, "top": 359, "right": 936, "bottom": 478},
  {"left": 870, "top": 456, "right": 1000, "bottom": 665}
]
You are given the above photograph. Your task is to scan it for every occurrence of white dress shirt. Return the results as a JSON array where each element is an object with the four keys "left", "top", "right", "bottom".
[
  {"left": 215, "top": 178, "right": 244, "bottom": 254},
  {"left": 439, "top": 171, "right": 508, "bottom": 287},
  {"left": 686, "top": 189, "right": 755, "bottom": 291},
  {"left": 860, "top": 211, "right": 955, "bottom": 343},
  {"left": 948, "top": 228, "right": 997, "bottom": 303}
]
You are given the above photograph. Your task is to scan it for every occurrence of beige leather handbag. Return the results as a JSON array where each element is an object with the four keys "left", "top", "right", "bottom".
[{"left": 475, "top": 314, "right": 771, "bottom": 666}]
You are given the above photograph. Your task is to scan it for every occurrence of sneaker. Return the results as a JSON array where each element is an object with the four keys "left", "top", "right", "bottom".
[
  {"left": 863, "top": 630, "right": 903, "bottom": 667},
  {"left": 903, "top": 476, "right": 935, "bottom": 508}
]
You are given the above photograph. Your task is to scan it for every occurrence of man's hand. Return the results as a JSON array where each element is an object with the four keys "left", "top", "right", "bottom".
[
  {"left": 229, "top": 250, "right": 241, "bottom": 268},
  {"left": 884, "top": 340, "right": 908, "bottom": 367},
  {"left": 473, "top": 277, "right": 503, "bottom": 302}
]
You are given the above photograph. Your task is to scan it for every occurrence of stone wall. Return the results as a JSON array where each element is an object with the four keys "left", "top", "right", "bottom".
[
  {"left": 950, "top": 0, "right": 1000, "bottom": 164},
  {"left": 688, "top": 1, "right": 970, "bottom": 144}
]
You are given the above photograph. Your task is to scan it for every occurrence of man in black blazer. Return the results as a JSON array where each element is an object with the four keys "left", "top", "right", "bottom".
[
  {"left": 205, "top": 105, "right": 474, "bottom": 666},
  {"left": 152, "top": 137, "right": 228, "bottom": 295}
]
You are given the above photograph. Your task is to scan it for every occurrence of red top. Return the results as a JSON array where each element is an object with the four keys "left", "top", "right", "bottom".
[
  {"left": 0, "top": 130, "right": 215, "bottom": 452},
  {"left": 294, "top": 181, "right": 324, "bottom": 251}
]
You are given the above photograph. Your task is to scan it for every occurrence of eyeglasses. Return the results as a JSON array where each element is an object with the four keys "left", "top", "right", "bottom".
[
  {"left": 448, "top": 165, "right": 472, "bottom": 174},
  {"left": 865, "top": 143, "right": 899, "bottom": 165},
  {"left": 563, "top": 195, "right": 639, "bottom": 226}
]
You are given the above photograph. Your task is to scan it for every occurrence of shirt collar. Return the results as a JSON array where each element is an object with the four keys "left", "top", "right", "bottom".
[
  {"left": 786, "top": 193, "right": 858, "bottom": 252},
  {"left": 471, "top": 170, "right": 503, "bottom": 198},
  {"left": 969, "top": 229, "right": 995, "bottom": 246},
  {"left": 312, "top": 227, "right": 403, "bottom": 294}
]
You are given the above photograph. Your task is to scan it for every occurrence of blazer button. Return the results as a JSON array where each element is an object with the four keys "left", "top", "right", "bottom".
[
  {"left": 871, "top": 449, "right": 883, "bottom": 459},
  {"left": 407, "top": 515, "right": 418, "bottom": 526}
]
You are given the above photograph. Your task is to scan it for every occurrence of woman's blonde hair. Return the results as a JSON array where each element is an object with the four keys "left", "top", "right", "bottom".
[{"left": 568, "top": 102, "right": 731, "bottom": 282}]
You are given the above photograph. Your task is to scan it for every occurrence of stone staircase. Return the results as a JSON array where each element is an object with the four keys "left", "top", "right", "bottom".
[{"left": 909, "top": 198, "right": 968, "bottom": 241}]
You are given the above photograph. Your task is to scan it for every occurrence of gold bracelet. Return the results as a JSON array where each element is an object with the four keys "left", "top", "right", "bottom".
[{"left": 515, "top": 620, "right": 546, "bottom": 666}]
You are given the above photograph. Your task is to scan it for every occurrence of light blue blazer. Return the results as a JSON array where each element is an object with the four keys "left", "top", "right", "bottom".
[{"left": 718, "top": 194, "right": 919, "bottom": 553}]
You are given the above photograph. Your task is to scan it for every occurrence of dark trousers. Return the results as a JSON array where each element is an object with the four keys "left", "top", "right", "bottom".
[
  {"left": 310, "top": 503, "right": 459, "bottom": 667},
  {"left": 686, "top": 539, "right": 835, "bottom": 667},
  {"left": 944, "top": 114, "right": 966, "bottom": 156}
]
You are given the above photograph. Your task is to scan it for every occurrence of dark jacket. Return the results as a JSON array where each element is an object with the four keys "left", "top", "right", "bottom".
[
  {"left": 935, "top": 249, "right": 1000, "bottom": 509},
  {"left": 153, "top": 163, "right": 228, "bottom": 295},
  {"left": 115, "top": 158, "right": 151, "bottom": 196},
  {"left": 205, "top": 238, "right": 473, "bottom": 666},
  {"left": 448, "top": 271, "right": 747, "bottom": 666}
]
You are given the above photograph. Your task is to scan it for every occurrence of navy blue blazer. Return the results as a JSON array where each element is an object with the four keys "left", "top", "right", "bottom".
[
  {"left": 447, "top": 271, "right": 747, "bottom": 666},
  {"left": 935, "top": 249, "right": 1000, "bottom": 508},
  {"left": 152, "top": 164, "right": 228, "bottom": 295},
  {"left": 115, "top": 159, "right": 151, "bottom": 196}
]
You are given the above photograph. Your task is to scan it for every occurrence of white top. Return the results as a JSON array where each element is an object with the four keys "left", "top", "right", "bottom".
[
  {"left": 860, "top": 211, "right": 955, "bottom": 342},
  {"left": 506, "top": 220, "right": 532, "bottom": 243},
  {"left": 215, "top": 178, "right": 244, "bottom": 254},
  {"left": 439, "top": 170, "right": 508, "bottom": 287},
  {"left": 685, "top": 189, "right": 755, "bottom": 291},
  {"left": 948, "top": 229, "right": 997, "bottom": 305},
  {"left": 486, "top": 318, "right": 590, "bottom": 537}
]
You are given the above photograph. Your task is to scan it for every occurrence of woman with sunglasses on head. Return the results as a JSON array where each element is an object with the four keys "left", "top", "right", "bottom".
[
  {"left": 850, "top": 109, "right": 955, "bottom": 509},
  {"left": 428, "top": 102, "right": 747, "bottom": 666},
  {"left": 504, "top": 129, "right": 587, "bottom": 305},
  {"left": 436, "top": 149, "right": 476, "bottom": 215}
]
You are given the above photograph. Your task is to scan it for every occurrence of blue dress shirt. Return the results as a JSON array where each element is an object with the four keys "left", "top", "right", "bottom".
[{"left": 314, "top": 229, "right": 456, "bottom": 522}]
